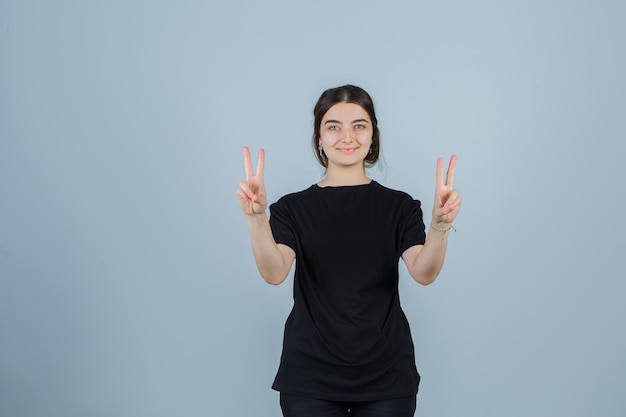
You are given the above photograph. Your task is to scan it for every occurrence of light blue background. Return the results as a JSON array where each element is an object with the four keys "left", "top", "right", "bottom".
[{"left": 1, "top": 1, "right": 625, "bottom": 416}]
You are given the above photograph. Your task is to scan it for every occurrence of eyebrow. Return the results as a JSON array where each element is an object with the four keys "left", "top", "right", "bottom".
[{"left": 323, "top": 119, "right": 370, "bottom": 125}]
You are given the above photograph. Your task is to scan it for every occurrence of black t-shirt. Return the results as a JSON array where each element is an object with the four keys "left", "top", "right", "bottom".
[{"left": 269, "top": 181, "right": 426, "bottom": 402}]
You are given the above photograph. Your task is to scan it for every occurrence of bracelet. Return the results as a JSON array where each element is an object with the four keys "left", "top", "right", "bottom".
[{"left": 430, "top": 224, "right": 456, "bottom": 240}]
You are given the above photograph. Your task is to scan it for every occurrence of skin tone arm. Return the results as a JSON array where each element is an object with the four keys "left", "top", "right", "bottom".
[
  {"left": 237, "top": 147, "right": 295, "bottom": 285},
  {"left": 402, "top": 155, "right": 462, "bottom": 285}
]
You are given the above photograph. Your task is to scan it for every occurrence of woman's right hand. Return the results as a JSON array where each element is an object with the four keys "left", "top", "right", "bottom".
[{"left": 237, "top": 147, "right": 267, "bottom": 215}]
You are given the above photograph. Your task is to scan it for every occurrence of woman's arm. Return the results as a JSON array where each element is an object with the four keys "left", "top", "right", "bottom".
[
  {"left": 402, "top": 225, "right": 452, "bottom": 285},
  {"left": 237, "top": 147, "right": 295, "bottom": 285},
  {"left": 402, "top": 156, "right": 462, "bottom": 285},
  {"left": 245, "top": 213, "right": 295, "bottom": 285}
]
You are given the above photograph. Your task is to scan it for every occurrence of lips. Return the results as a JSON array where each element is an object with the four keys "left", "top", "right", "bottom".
[{"left": 338, "top": 147, "right": 358, "bottom": 154}]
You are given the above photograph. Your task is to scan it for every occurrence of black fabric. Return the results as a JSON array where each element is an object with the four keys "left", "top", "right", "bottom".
[
  {"left": 280, "top": 392, "right": 417, "bottom": 417},
  {"left": 269, "top": 181, "right": 426, "bottom": 402}
]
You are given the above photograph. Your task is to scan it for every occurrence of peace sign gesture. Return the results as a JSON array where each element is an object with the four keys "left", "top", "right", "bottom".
[
  {"left": 432, "top": 155, "right": 462, "bottom": 224},
  {"left": 237, "top": 147, "right": 267, "bottom": 216}
]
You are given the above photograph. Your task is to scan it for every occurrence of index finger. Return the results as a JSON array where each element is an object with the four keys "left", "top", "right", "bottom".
[
  {"left": 446, "top": 155, "right": 457, "bottom": 187},
  {"left": 243, "top": 146, "right": 253, "bottom": 180},
  {"left": 256, "top": 148, "right": 265, "bottom": 179},
  {"left": 436, "top": 157, "right": 444, "bottom": 188}
]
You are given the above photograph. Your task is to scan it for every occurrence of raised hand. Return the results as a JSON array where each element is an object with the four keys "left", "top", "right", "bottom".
[
  {"left": 432, "top": 155, "right": 462, "bottom": 224},
  {"left": 237, "top": 147, "right": 267, "bottom": 215}
]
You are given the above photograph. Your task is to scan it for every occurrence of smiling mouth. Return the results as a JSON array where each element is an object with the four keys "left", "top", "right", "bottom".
[{"left": 338, "top": 148, "right": 358, "bottom": 154}]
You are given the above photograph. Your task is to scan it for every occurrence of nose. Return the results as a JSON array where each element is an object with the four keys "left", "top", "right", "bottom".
[{"left": 340, "top": 128, "right": 354, "bottom": 143}]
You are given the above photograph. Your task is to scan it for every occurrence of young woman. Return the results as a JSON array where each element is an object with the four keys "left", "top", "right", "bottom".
[{"left": 237, "top": 85, "right": 462, "bottom": 417}]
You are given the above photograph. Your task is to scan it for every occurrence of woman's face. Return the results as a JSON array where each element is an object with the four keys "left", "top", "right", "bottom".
[{"left": 318, "top": 102, "right": 373, "bottom": 170}]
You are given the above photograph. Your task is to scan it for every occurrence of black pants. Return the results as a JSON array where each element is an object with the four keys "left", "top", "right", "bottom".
[{"left": 280, "top": 392, "right": 417, "bottom": 417}]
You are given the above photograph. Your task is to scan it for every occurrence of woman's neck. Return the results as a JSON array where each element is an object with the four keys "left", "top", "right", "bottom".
[{"left": 318, "top": 166, "right": 371, "bottom": 188}]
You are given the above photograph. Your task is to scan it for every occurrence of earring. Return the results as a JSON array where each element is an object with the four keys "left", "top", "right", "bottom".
[{"left": 318, "top": 145, "right": 324, "bottom": 157}]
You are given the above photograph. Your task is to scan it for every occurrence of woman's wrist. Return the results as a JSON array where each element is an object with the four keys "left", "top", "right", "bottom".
[
  {"left": 429, "top": 222, "right": 456, "bottom": 240},
  {"left": 246, "top": 210, "right": 268, "bottom": 226}
]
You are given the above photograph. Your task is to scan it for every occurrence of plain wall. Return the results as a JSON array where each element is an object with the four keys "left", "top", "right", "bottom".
[{"left": 1, "top": 0, "right": 625, "bottom": 416}]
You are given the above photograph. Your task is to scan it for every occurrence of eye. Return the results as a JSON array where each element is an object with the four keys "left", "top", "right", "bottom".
[
  {"left": 354, "top": 124, "right": 366, "bottom": 129},
  {"left": 328, "top": 125, "right": 339, "bottom": 131}
]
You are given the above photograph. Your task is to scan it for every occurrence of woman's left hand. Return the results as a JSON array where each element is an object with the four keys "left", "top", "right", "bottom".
[{"left": 432, "top": 155, "right": 462, "bottom": 224}]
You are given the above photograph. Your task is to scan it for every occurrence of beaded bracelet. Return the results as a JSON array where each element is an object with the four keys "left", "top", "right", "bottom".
[{"left": 430, "top": 224, "right": 456, "bottom": 241}]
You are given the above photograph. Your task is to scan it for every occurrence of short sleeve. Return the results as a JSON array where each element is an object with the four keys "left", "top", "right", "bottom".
[
  {"left": 269, "top": 199, "right": 297, "bottom": 251},
  {"left": 399, "top": 200, "right": 426, "bottom": 254}
]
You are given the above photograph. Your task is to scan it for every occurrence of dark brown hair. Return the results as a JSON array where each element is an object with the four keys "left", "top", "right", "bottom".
[{"left": 312, "top": 85, "right": 381, "bottom": 168}]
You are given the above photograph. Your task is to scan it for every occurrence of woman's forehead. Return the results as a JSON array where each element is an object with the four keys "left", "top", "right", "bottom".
[{"left": 322, "top": 102, "right": 369, "bottom": 121}]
